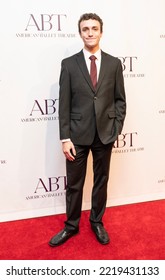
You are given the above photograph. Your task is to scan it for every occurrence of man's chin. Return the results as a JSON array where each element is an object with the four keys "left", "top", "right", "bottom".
[{"left": 85, "top": 44, "right": 97, "bottom": 50}]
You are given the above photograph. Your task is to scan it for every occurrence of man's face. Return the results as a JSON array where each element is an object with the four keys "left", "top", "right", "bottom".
[{"left": 79, "top": 19, "right": 102, "bottom": 52}]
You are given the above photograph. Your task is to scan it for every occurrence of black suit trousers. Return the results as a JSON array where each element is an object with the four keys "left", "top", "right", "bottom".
[{"left": 65, "top": 132, "right": 114, "bottom": 230}]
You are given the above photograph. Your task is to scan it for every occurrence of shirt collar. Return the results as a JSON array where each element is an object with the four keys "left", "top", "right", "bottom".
[{"left": 83, "top": 48, "right": 101, "bottom": 60}]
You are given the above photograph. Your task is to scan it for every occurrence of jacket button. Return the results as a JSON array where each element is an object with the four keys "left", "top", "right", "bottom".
[{"left": 94, "top": 96, "right": 97, "bottom": 100}]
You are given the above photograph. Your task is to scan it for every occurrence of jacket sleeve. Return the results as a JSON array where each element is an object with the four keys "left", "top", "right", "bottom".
[
  {"left": 59, "top": 60, "right": 71, "bottom": 140},
  {"left": 114, "top": 59, "right": 126, "bottom": 134}
]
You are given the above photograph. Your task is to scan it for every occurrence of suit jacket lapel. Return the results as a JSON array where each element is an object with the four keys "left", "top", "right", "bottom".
[
  {"left": 76, "top": 50, "right": 94, "bottom": 91},
  {"left": 96, "top": 51, "right": 107, "bottom": 92}
]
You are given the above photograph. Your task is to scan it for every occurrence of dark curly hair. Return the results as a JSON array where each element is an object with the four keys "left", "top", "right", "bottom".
[{"left": 78, "top": 13, "right": 103, "bottom": 33}]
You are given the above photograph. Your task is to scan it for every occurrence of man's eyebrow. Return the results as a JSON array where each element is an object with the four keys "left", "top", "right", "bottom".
[{"left": 82, "top": 25, "right": 99, "bottom": 29}]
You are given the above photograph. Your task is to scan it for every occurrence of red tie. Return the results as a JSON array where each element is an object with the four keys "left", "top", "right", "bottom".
[{"left": 89, "top": 55, "right": 97, "bottom": 88}]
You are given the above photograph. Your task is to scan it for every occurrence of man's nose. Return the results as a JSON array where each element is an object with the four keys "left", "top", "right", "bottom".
[{"left": 88, "top": 29, "right": 93, "bottom": 36}]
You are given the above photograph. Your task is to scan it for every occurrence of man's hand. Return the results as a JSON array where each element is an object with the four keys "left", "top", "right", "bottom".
[{"left": 62, "top": 141, "right": 76, "bottom": 161}]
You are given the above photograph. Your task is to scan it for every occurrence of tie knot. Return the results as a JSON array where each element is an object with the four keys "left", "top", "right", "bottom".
[{"left": 89, "top": 55, "right": 96, "bottom": 61}]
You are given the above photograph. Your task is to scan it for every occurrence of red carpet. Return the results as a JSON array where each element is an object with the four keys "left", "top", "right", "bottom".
[{"left": 0, "top": 199, "right": 165, "bottom": 260}]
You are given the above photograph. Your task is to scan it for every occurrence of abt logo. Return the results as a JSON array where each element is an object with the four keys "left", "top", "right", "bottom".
[
  {"left": 118, "top": 56, "right": 137, "bottom": 72},
  {"left": 34, "top": 176, "right": 66, "bottom": 193},
  {"left": 25, "top": 14, "right": 67, "bottom": 31},
  {"left": 114, "top": 132, "right": 138, "bottom": 148},
  {"left": 30, "top": 99, "right": 59, "bottom": 116}
]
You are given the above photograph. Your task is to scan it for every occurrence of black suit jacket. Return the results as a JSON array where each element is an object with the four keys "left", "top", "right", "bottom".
[{"left": 59, "top": 50, "right": 126, "bottom": 145}]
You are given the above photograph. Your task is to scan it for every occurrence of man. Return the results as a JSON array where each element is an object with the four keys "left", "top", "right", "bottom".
[{"left": 49, "top": 13, "right": 126, "bottom": 246}]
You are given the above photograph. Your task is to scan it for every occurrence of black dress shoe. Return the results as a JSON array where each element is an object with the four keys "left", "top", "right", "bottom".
[
  {"left": 49, "top": 228, "right": 79, "bottom": 247},
  {"left": 91, "top": 224, "right": 110, "bottom": 244}
]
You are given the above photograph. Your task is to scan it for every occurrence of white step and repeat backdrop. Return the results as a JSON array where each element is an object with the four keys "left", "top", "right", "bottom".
[{"left": 0, "top": 0, "right": 165, "bottom": 222}]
